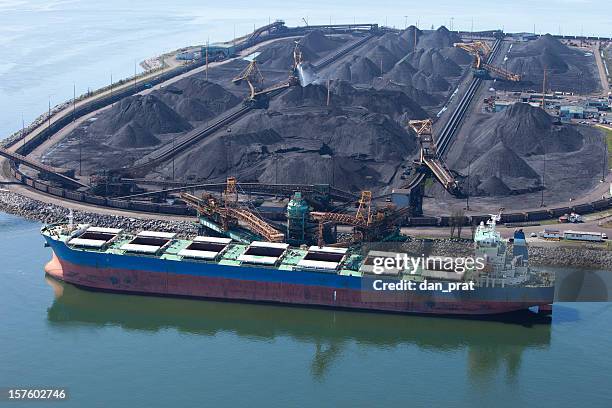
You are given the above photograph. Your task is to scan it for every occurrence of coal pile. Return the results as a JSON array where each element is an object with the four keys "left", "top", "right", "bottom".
[
  {"left": 108, "top": 122, "right": 160, "bottom": 148},
  {"left": 271, "top": 81, "right": 428, "bottom": 122},
  {"left": 257, "top": 31, "right": 345, "bottom": 71},
  {"left": 477, "top": 176, "right": 512, "bottom": 196},
  {"left": 469, "top": 142, "right": 541, "bottom": 179},
  {"left": 90, "top": 94, "right": 192, "bottom": 140},
  {"left": 415, "top": 26, "right": 462, "bottom": 50},
  {"left": 152, "top": 77, "right": 240, "bottom": 122},
  {"left": 319, "top": 26, "right": 470, "bottom": 102},
  {"left": 299, "top": 30, "right": 344, "bottom": 53},
  {"left": 44, "top": 79, "right": 239, "bottom": 171},
  {"left": 500, "top": 34, "right": 600, "bottom": 93},
  {"left": 450, "top": 103, "right": 595, "bottom": 197},
  {"left": 157, "top": 109, "right": 418, "bottom": 193},
  {"left": 466, "top": 103, "right": 583, "bottom": 157},
  {"left": 274, "top": 26, "right": 472, "bottom": 114}
]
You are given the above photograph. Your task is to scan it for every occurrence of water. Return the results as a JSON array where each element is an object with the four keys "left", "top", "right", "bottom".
[
  {"left": 2, "top": 212, "right": 612, "bottom": 407},
  {"left": 1, "top": 0, "right": 610, "bottom": 137},
  {"left": 2, "top": 2, "right": 612, "bottom": 405}
]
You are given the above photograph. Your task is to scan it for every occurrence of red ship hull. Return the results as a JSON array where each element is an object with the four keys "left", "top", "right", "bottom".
[{"left": 45, "top": 253, "right": 552, "bottom": 316}]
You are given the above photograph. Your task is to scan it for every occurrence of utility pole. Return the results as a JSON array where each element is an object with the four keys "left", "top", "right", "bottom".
[
  {"left": 602, "top": 144, "right": 607, "bottom": 182},
  {"left": 540, "top": 152, "right": 546, "bottom": 207},
  {"left": 79, "top": 128, "right": 84, "bottom": 176},
  {"left": 205, "top": 38, "right": 209, "bottom": 81},
  {"left": 471, "top": 17, "right": 474, "bottom": 40},
  {"left": 21, "top": 114, "right": 25, "bottom": 149},
  {"left": 134, "top": 60, "right": 137, "bottom": 91},
  {"left": 404, "top": 16, "right": 408, "bottom": 29},
  {"left": 541, "top": 68, "right": 547, "bottom": 109},
  {"left": 73, "top": 83, "right": 76, "bottom": 122},
  {"left": 172, "top": 134, "right": 175, "bottom": 181},
  {"left": 326, "top": 79, "right": 331, "bottom": 106},
  {"left": 47, "top": 97, "right": 51, "bottom": 139},
  {"left": 465, "top": 159, "right": 472, "bottom": 210},
  {"left": 110, "top": 73, "right": 113, "bottom": 102}
]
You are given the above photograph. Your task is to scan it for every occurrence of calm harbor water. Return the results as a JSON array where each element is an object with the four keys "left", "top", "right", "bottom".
[
  {"left": 2, "top": 212, "right": 612, "bottom": 407},
  {"left": 2, "top": 1, "right": 612, "bottom": 406}
]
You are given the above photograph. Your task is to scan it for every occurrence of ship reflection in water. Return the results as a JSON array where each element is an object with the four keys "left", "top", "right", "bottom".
[{"left": 45, "top": 276, "right": 552, "bottom": 382}]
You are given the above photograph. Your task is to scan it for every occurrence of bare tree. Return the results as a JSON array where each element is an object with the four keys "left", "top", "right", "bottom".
[{"left": 450, "top": 208, "right": 465, "bottom": 239}]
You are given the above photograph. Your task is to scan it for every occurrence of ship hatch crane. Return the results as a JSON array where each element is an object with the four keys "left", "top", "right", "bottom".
[
  {"left": 311, "top": 191, "right": 408, "bottom": 245},
  {"left": 181, "top": 178, "right": 285, "bottom": 243},
  {"left": 454, "top": 41, "right": 521, "bottom": 82}
]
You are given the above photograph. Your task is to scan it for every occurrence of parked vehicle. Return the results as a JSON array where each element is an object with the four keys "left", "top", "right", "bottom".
[{"left": 563, "top": 230, "right": 604, "bottom": 242}]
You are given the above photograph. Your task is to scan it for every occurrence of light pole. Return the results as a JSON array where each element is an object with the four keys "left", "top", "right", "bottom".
[
  {"left": 79, "top": 128, "right": 85, "bottom": 176},
  {"left": 540, "top": 150, "right": 546, "bottom": 207},
  {"left": 465, "top": 158, "right": 472, "bottom": 211}
]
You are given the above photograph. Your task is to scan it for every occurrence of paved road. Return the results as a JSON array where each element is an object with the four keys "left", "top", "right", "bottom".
[{"left": 594, "top": 41, "right": 611, "bottom": 95}]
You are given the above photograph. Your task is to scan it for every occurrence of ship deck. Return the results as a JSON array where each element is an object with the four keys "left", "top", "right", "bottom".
[{"left": 44, "top": 225, "right": 369, "bottom": 278}]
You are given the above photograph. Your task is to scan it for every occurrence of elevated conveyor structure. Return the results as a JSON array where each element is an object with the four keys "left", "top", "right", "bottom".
[
  {"left": 401, "top": 38, "right": 505, "bottom": 210},
  {"left": 408, "top": 119, "right": 459, "bottom": 194}
]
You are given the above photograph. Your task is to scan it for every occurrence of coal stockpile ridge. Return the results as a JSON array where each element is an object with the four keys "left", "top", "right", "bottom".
[
  {"left": 161, "top": 109, "right": 418, "bottom": 193},
  {"left": 438, "top": 46, "right": 473, "bottom": 65},
  {"left": 108, "top": 122, "right": 160, "bottom": 148},
  {"left": 385, "top": 57, "right": 418, "bottom": 84},
  {"left": 416, "top": 26, "right": 462, "bottom": 50},
  {"left": 152, "top": 77, "right": 240, "bottom": 122},
  {"left": 298, "top": 30, "right": 344, "bottom": 53},
  {"left": 331, "top": 81, "right": 427, "bottom": 120},
  {"left": 411, "top": 71, "right": 451, "bottom": 92},
  {"left": 501, "top": 34, "right": 599, "bottom": 93},
  {"left": 469, "top": 141, "right": 540, "bottom": 182},
  {"left": 373, "top": 32, "right": 411, "bottom": 58},
  {"left": 406, "top": 48, "right": 462, "bottom": 77},
  {"left": 322, "top": 25, "right": 469, "bottom": 96},
  {"left": 89, "top": 94, "right": 193, "bottom": 136},
  {"left": 256, "top": 39, "right": 318, "bottom": 70},
  {"left": 372, "top": 78, "right": 440, "bottom": 107},
  {"left": 364, "top": 45, "right": 401, "bottom": 73},
  {"left": 470, "top": 103, "right": 583, "bottom": 156},
  {"left": 477, "top": 175, "right": 512, "bottom": 196},
  {"left": 337, "top": 56, "right": 380, "bottom": 84},
  {"left": 272, "top": 81, "right": 427, "bottom": 121},
  {"left": 398, "top": 26, "right": 423, "bottom": 50},
  {"left": 515, "top": 34, "right": 573, "bottom": 57}
]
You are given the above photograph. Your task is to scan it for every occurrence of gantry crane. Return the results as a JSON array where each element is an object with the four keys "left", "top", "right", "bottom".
[
  {"left": 408, "top": 119, "right": 459, "bottom": 194},
  {"left": 181, "top": 177, "right": 285, "bottom": 243},
  {"left": 454, "top": 41, "right": 521, "bottom": 82}
]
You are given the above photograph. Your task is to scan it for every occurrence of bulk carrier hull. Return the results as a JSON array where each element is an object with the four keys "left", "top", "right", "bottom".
[{"left": 43, "top": 236, "right": 554, "bottom": 316}]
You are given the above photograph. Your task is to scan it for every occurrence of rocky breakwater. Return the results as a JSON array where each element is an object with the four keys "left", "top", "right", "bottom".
[
  {"left": 401, "top": 238, "right": 612, "bottom": 270},
  {"left": 0, "top": 191, "right": 198, "bottom": 236},
  {"left": 528, "top": 245, "right": 612, "bottom": 270}
]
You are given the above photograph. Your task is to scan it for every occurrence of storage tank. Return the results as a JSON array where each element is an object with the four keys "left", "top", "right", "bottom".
[{"left": 286, "top": 192, "right": 309, "bottom": 244}]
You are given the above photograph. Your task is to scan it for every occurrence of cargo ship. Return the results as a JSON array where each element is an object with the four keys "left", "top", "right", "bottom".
[{"left": 41, "top": 210, "right": 554, "bottom": 316}]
